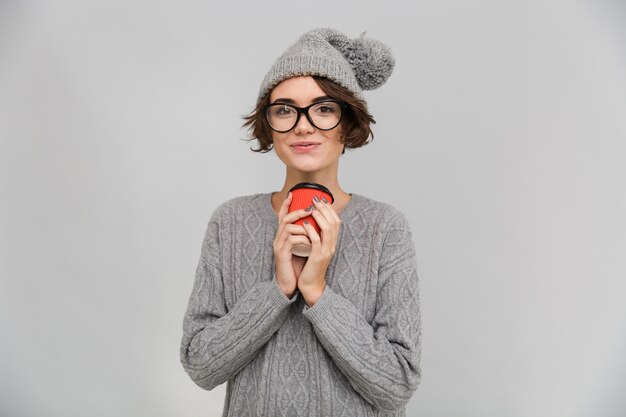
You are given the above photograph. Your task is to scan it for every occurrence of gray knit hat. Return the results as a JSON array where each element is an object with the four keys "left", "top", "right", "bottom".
[{"left": 257, "top": 28, "right": 395, "bottom": 103}]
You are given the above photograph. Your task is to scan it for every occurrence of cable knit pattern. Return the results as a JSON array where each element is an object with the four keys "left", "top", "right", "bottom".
[{"left": 180, "top": 192, "right": 421, "bottom": 417}]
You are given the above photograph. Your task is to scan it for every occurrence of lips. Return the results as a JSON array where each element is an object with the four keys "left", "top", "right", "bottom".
[
  {"left": 290, "top": 142, "right": 321, "bottom": 153},
  {"left": 290, "top": 142, "right": 320, "bottom": 147}
]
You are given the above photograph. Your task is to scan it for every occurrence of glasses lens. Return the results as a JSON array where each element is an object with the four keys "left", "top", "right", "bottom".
[
  {"left": 308, "top": 101, "right": 342, "bottom": 130},
  {"left": 266, "top": 104, "right": 297, "bottom": 132}
]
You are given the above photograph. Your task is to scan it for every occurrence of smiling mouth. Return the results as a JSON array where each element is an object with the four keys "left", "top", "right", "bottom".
[{"left": 291, "top": 143, "right": 321, "bottom": 152}]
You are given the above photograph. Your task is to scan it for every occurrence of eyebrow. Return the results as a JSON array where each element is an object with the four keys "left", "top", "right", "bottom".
[{"left": 271, "top": 95, "right": 332, "bottom": 105}]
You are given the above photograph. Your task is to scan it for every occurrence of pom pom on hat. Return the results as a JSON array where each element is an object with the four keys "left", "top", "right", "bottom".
[
  {"left": 341, "top": 32, "right": 395, "bottom": 90},
  {"left": 347, "top": 32, "right": 395, "bottom": 90}
]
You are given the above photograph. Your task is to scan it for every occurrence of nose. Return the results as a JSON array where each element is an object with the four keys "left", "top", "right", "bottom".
[{"left": 293, "top": 111, "right": 315, "bottom": 135}]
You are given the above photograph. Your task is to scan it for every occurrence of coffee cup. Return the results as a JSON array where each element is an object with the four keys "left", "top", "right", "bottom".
[{"left": 288, "top": 182, "right": 334, "bottom": 257}]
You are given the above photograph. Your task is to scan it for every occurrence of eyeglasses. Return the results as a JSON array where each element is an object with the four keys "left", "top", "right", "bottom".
[{"left": 263, "top": 99, "right": 347, "bottom": 133}]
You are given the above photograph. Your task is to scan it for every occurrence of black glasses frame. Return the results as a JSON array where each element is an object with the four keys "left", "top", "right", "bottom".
[{"left": 263, "top": 99, "right": 347, "bottom": 133}]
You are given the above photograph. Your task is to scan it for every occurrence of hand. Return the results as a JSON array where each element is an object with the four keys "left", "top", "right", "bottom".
[
  {"left": 298, "top": 196, "right": 341, "bottom": 306},
  {"left": 273, "top": 192, "right": 314, "bottom": 298}
]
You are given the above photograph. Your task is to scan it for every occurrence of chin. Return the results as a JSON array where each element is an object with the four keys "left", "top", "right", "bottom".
[
  {"left": 287, "top": 158, "right": 328, "bottom": 172},
  {"left": 276, "top": 148, "right": 339, "bottom": 171},
  {"left": 291, "top": 163, "right": 324, "bottom": 173}
]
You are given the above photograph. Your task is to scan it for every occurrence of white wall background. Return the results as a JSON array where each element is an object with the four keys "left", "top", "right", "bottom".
[{"left": 1, "top": 1, "right": 625, "bottom": 416}]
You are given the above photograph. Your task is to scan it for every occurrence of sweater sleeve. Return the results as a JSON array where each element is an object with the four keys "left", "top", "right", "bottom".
[
  {"left": 302, "top": 210, "right": 422, "bottom": 412},
  {"left": 179, "top": 209, "right": 298, "bottom": 390}
]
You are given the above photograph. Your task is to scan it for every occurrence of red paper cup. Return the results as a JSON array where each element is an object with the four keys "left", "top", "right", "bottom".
[{"left": 288, "top": 182, "right": 334, "bottom": 256}]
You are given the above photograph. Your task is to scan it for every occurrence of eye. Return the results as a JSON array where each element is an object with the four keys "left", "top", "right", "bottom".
[
  {"left": 311, "top": 101, "right": 341, "bottom": 117},
  {"left": 311, "top": 101, "right": 340, "bottom": 116},
  {"left": 271, "top": 105, "right": 296, "bottom": 117}
]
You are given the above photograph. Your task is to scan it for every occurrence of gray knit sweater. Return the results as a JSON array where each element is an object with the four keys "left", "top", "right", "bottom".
[{"left": 179, "top": 192, "right": 422, "bottom": 417}]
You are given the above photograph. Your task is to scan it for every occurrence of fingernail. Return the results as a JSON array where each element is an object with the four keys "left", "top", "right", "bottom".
[
  {"left": 304, "top": 220, "right": 309, "bottom": 225},
  {"left": 304, "top": 206, "right": 311, "bottom": 212},
  {"left": 321, "top": 197, "right": 328, "bottom": 204},
  {"left": 313, "top": 196, "right": 320, "bottom": 202}
]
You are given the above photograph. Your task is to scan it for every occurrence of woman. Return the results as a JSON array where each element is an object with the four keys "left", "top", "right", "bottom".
[{"left": 180, "top": 28, "right": 422, "bottom": 417}]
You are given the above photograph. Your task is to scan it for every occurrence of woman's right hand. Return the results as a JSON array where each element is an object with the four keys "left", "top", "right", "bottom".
[{"left": 273, "top": 192, "right": 313, "bottom": 298}]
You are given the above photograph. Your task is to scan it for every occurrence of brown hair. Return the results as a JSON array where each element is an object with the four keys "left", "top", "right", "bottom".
[{"left": 242, "top": 76, "right": 376, "bottom": 155}]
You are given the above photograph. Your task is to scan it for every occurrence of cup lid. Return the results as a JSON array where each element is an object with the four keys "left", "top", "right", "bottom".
[{"left": 288, "top": 182, "right": 335, "bottom": 204}]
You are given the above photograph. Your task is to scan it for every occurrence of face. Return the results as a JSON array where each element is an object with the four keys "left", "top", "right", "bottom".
[{"left": 268, "top": 76, "right": 344, "bottom": 174}]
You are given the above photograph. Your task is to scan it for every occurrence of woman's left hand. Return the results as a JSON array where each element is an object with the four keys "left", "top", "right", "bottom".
[{"left": 298, "top": 196, "right": 341, "bottom": 307}]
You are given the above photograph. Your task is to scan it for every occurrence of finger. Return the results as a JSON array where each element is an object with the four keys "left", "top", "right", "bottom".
[
  {"left": 312, "top": 197, "right": 336, "bottom": 225},
  {"left": 277, "top": 191, "right": 292, "bottom": 223},
  {"left": 302, "top": 220, "right": 321, "bottom": 245},
  {"left": 284, "top": 224, "right": 307, "bottom": 235},
  {"left": 286, "top": 236, "right": 312, "bottom": 257},
  {"left": 312, "top": 198, "right": 341, "bottom": 241},
  {"left": 277, "top": 234, "right": 310, "bottom": 255},
  {"left": 310, "top": 208, "right": 332, "bottom": 238},
  {"left": 323, "top": 196, "right": 341, "bottom": 223},
  {"left": 277, "top": 223, "right": 307, "bottom": 249},
  {"left": 310, "top": 210, "right": 337, "bottom": 255},
  {"left": 286, "top": 235, "right": 311, "bottom": 248},
  {"left": 282, "top": 207, "right": 315, "bottom": 225}
]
